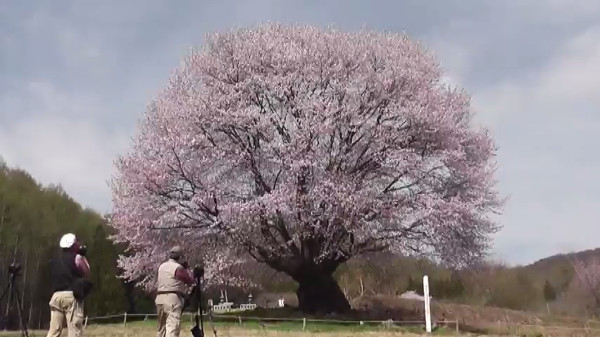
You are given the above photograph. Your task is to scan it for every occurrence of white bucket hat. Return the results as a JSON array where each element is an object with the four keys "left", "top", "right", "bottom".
[{"left": 59, "top": 233, "right": 76, "bottom": 248}]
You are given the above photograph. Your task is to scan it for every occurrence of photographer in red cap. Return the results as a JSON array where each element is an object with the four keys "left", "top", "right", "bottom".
[{"left": 46, "top": 233, "right": 92, "bottom": 337}]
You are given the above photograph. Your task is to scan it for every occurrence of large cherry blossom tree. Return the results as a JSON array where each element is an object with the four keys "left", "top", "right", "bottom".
[{"left": 109, "top": 24, "right": 503, "bottom": 314}]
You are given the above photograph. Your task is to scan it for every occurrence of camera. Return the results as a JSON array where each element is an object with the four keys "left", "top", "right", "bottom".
[
  {"left": 193, "top": 264, "right": 204, "bottom": 278},
  {"left": 8, "top": 262, "right": 21, "bottom": 275},
  {"left": 78, "top": 245, "right": 87, "bottom": 256}
]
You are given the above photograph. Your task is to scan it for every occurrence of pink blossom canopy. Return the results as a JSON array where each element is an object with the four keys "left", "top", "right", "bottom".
[{"left": 109, "top": 24, "right": 503, "bottom": 289}]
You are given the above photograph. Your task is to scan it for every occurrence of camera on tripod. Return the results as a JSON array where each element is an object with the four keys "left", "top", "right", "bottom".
[
  {"left": 193, "top": 264, "right": 204, "bottom": 278},
  {"left": 7, "top": 263, "right": 21, "bottom": 276},
  {"left": 77, "top": 245, "right": 87, "bottom": 256},
  {"left": 182, "top": 261, "right": 204, "bottom": 278},
  {"left": 1, "top": 261, "right": 29, "bottom": 336}
]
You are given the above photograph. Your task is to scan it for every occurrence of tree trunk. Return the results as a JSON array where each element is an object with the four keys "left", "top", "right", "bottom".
[
  {"left": 5, "top": 234, "right": 19, "bottom": 329},
  {"left": 29, "top": 255, "right": 40, "bottom": 328},
  {"left": 296, "top": 269, "right": 351, "bottom": 314}
]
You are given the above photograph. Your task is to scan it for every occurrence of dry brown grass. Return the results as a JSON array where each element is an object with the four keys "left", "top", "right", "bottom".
[{"left": 353, "top": 295, "right": 600, "bottom": 334}]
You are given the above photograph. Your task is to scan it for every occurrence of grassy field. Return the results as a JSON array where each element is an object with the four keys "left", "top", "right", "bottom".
[
  {"left": 3, "top": 317, "right": 597, "bottom": 337},
  {"left": 0, "top": 319, "right": 457, "bottom": 337},
  {"left": 2, "top": 301, "right": 597, "bottom": 336},
  {"left": 2, "top": 306, "right": 598, "bottom": 337}
]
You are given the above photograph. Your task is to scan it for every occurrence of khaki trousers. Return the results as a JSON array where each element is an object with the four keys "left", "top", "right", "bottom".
[
  {"left": 46, "top": 291, "right": 84, "bottom": 337},
  {"left": 156, "top": 293, "right": 183, "bottom": 337}
]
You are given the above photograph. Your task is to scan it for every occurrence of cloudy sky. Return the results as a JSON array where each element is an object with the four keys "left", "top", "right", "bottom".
[{"left": 1, "top": 0, "right": 599, "bottom": 265}]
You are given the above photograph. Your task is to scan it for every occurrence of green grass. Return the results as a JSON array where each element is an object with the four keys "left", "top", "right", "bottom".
[
  {"left": 0, "top": 307, "right": 459, "bottom": 336},
  {"left": 0, "top": 319, "right": 459, "bottom": 337},
  {"left": 212, "top": 308, "right": 459, "bottom": 334},
  {"left": 106, "top": 317, "right": 457, "bottom": 335}
]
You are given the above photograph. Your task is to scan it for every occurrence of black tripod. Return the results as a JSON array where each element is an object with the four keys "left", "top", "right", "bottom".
[
  {"left": 190, "top": 266, "right": 216, "bottom": 337},
  {"left": 0, "top": 263, "right": 29, "bottom": 337}
]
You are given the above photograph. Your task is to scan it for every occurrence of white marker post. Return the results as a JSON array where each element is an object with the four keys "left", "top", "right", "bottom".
[{"left": 423, "top": 275, "right": 432, "bottom": 333}]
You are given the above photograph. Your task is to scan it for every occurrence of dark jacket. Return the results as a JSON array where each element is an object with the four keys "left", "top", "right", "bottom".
[{"left": 50, "top": 250, "right": 83, "bottom": 293}]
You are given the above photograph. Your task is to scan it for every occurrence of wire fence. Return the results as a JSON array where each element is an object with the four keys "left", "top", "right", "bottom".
[
  {"left": 83, "top": 311, "right": 461, "bottom": 332},
  {"left": 82, "top": 312, "right": 600, "bottom": 336}
]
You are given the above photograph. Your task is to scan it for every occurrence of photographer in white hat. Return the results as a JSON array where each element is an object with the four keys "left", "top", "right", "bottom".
[{"left": 46, "top": 233, "right": 91, "bottom": 337}]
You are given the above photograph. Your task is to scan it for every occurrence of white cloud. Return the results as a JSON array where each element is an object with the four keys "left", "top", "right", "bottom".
[
  {"left": 0, "top": 81, "right": 129, "bottom": 212},
  {"left": 524, "top": 0, "right": 600, "bottom": 23},
  {"left": 472, "top": 26, "right": 600, "bottom": 129},
  {"left": 469, "top": 26, "right": 600, "bottom": 264},
  {"left": 18, "top": 4, "right": 117, "bottom": 78},
  {"left": 429, "top": 39, "right": 471, "bottom": 89},
  {"left": 534, "top": 29, "right": 600, "bottom": 104},
  {"left": 423, "top": 23, "right": 600, "bottom": 264}
]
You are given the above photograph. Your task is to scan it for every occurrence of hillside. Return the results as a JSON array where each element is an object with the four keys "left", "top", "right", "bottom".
[{"left": 526, "top": 248, "right": 600, "bottom": 272}]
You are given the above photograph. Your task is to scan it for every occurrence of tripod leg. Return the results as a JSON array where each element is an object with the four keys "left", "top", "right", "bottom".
[
  {"left": 4, "top": 281, "right": 12, "bottom": 331},
  {"left": 196, "top": 282, "right": 204, "bottom": 334},
  {"left": 0, "top": 283, "right": 11, "bottom": 303},
  {"left": 11, "top": 285, "right": 29, "bottom": 337},
  {"left": 207, "top": 309, "right": 217, "bottom": 337},
  {"left": 0, "top": 283, "right": 12, "bottom": 328}
]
